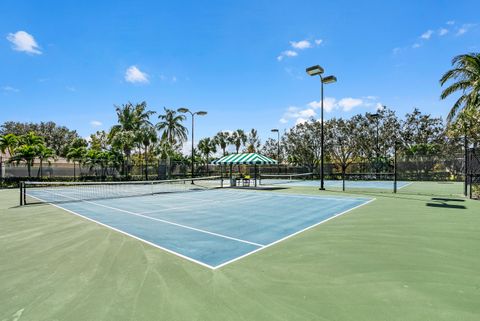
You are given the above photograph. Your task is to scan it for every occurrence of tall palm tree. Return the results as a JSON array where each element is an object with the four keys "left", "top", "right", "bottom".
[
  {"left": 37, "top": 145, "right": 55, "bottom": 178},
  {"left": 109, "top": 102, "right": 155, "bottom": 178},
  {"left": 440, "top": 53, "right": 480, "bottom": 122},
  {"left": 137, "top": 125, "right": 158, "bottom": 180},
  {"left": 156, "top": 108, "right": 188, "bottom": 146},
  {"left": 213, "top": 131, "right": 230, "bottom": 156},
  {"left": 66, "top": 146, "right": 86, "bottom": 180},
  {"left": 197, "top": 137, "right": 217, "bottom": 174},
  {"left": 156, "top": 108, "right": 188, "bottom": 178},
  {"left": 11, "top": 145, "right": 38, "bottom": 178},
  {"left": 0, "top": 133, "right": 19, "bottom": 158},
  {"left": 229, "top": 129, "right": 247, "bottom": 153}
]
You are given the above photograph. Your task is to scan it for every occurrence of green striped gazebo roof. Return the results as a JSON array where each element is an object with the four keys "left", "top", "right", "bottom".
[{"left": 212, "top": 153, "right": 277, "bottom": 165}]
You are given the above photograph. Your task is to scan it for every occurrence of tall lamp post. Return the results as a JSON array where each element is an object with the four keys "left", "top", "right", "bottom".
[
  {"left": 370, "top": 113, "right": 380, "bottom": 175},
  {"left": 306, "top": 65, "right": 337, "bottom": 190},
  {"left": 271, "top": 128, "right": 280, "bottom": 173},
  {"left": 177, "top": 108, "right": 207, "bottom": 182}
]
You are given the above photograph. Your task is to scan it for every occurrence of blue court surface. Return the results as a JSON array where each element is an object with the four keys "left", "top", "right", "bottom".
[
  {"left": 264, "top": 179, "right": 411, "bottom": 189},
  {"left": 27, "top": 189, "right": 373, "bottom": 269}
]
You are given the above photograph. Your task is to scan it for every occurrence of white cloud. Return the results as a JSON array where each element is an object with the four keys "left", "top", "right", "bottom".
[
  {"left": 125, "top": 66, "right": 149, "bottom": 84},
  {"left": 421, "top": 30, "right": 434, "bottom": 39},
  {"left": 66, "top": 86, "right": 76, "bottom": 92},
  {"left": 277, "top": 50, "right": 298, "bottom": 61},
  {"left": 295, "top": 118, "right": 308, "bottom": 125},
  {"left": 446, "top": 20, "right": 455, "bottom": 25},
  {"left": 456, "top": 27, "right": 467, "bottom": 36},
  {"left": 375, "top": 103, "right": 384, "bottom": 111},
  {"left": 338, "top": 98, "right": 363, "bottom": 111},
  {"left": 290, "top": 40, "right": 312, "bottom": 50},
  {"left": 90, "top": 120, "right": 102, "bottom": 127},
  {"left": 412, "top": 43, "right": 421, "bottom": 49},
  {"left": 6, "top": 31, "right": 42, "bottom": 55},
  {"left": 438, "top": 28, "right": 449, "bottom": 36},
  {"left": 1, "top": 86, "right": 20, "bottom": 93},
  {"left": 315, "top": 39, "right": 323, "bottom": 45},
  {"left": 308, "top": 97, "right": 337, "bottom": 113},
  {"left": 392, "top": 47, "right": 402, "bottom": 55}
]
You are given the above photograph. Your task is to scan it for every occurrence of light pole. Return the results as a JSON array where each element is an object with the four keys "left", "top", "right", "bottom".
[
  {"left": 271, "top": 128, "right": 280, "bottom": 173},
  {"left": 177, "top": 108, "right": 207, "bottom": 182},
  {"left": 370, "top": 113, "right": 380, "bottom": 175},
  {"left": 306, "top": 65, "right": 337, "bottom": 190}
]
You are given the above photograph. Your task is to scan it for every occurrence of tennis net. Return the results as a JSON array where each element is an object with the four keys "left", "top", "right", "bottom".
[
  {"left": 259, "top": 173, "right": 314, "bottom": 185},
  {"left": 20, "top": 176, "right": 223, "bottom": 205}
]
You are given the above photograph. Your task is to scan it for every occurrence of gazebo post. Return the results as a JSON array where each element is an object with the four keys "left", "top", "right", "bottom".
[{"left": 254, "top": 164, "right": 257, "bottom": 187}]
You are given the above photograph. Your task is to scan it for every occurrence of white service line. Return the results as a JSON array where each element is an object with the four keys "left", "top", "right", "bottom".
[
  {"left": 213, "top": 197, "right": 376, "bottom": 269},
  {"left": 37, "top": 190, "right": 265, "bottom": 247}
]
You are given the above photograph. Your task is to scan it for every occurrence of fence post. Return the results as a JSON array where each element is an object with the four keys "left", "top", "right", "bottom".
[
  {"left": 19, "top": 181, "right": 23, "bottom": 206},
  {"left": 0, "top": 156, "right": 3, "bottom": 184},
  {"left": 394, "top": 141, "right": 398, "bottom": 193}
]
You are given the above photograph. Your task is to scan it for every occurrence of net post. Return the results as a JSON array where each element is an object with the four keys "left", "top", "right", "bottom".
[
  {"left": 393, "top": 141, "right": 398, "bottom": 193},
  {"left": 20, "top": 181, "right": 24, "bottom": 206}
]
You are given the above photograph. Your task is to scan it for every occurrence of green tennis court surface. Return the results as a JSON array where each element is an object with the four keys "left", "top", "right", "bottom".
[
  {"left": 1, "top": 181, "right": 479, "bottom": 321},
  {"left": 23, "top": 183, "right": 372, "bottom": 268}
]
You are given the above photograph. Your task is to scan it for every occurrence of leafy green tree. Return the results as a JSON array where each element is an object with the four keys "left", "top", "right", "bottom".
[
  {"left": 89, "top": 130, "right": 109, "bottom": 151},
  {"left": 213, "top": 131, "right": 230, "bottom": 156},
  {"left": 325, "top": 118, "right": 358, "bottom": 185},
  {"left": 0, "top": 133, "right": 19, "bottom": 158},
  {"left": 229, "top": 129, "right": 247, "bottom": 154},
  {"left": 0, "top": 121, "right": 80, "bottom": 157},
  {"left": 246, "top": 129, "right": 261, "bottom": 153},
  {"left": 198, "top": 137, "right": 217, "bottom": 174},
  {"left": 440, "top": 53, "right": 480, "bottom": 122},
  {"left": 11, "top": 145, "right": 38, "bottom": 178},
  {"left": 136, "top": 125, "right": 158, "bottom": 179},
  {"left": 261, "top": 137, "right": 282, "bottom": 162},
  {"left": 283, "top": 121, "right": 322, "bottom": 173}
]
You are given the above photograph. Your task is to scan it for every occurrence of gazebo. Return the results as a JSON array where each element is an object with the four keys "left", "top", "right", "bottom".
[{"left": 212, "top": 153, "right": 277, "bottom": 187}]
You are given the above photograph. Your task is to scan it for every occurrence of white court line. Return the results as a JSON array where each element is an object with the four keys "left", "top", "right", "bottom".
[
  {"left": 213, "top": 197, "right": 376, "bottom": 269},
  {"left": 397, "top": 182, "right": 413, "bottom": 189},
  {"left": 218, "top": 188, "right": 371, "bottom": 202},
  {"left": 138, "top": 194, "right": 267, "bottom": 215},
  {"left": 25, "top": 193, "right": 217, "bottom": 269},
  {"left": 27, "top": 190, "right": 375, "bottom": 269},
  {"left": 34, "top": 190, "right": 265, "bottom": 247}
]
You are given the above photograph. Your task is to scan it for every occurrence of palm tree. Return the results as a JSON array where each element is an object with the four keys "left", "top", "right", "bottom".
[
  {"left": 137, "top": 125, "right": 158, "bottom": 180},
  {"left": 0, "top": 133, "right": 19, "bottom": 158},
  {"left": 213, "top": 131, "right": 230, "bottom": 156},
  {"left": 197, "top": 137, "right": 217, "bottom": 175},
  {"left": 229, "top": 129, "right": 247, "bottom": 154},
  {"left": 66, "top": 146, "right": 86, "bottom": 180},
  {"left": 109, "top": 102, "right": 155, "bottom": 178},
  {"left": 156, "top": 108, "right": 188, "bottom": 178},
  {"left": 11, "top": 145, "right": 38, "bottom": 178},
  {"left": 37, "top": 145, "right": 55, "bottom": 178},
  {"left": 440, "top": 53, "right": 480, "bottom": 122},
  {"left": 156, "top": 108, "right": 188, "bottom": 146}
]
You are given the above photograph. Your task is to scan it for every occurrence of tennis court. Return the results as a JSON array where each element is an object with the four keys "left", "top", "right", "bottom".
[
  {"left": 260, "top": 174, "right": 411, "bottom": 189},
  {"left": 23, "top": 179, "right": 372, "bottom": 269}
]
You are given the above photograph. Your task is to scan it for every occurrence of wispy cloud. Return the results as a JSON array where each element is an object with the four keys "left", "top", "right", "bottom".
[
  {"left": 125, "top": 66, "right": 149, "bottom": 84},
  {"left": 277, "top": 38, "right": 323, "bottom": 61},
  {"left": 281, "top": 96, "right": 381, "bottom": 124},
  {"left": 446, "top": 20, "right": 455, "bottom": 25},
  {"left": 6, "top": 31, "right": 42, "bottom": 55},
  {"left": 412, "top": 43, "right": 421, "bottom": 49},
  {"left": 66, "top": 86, "right": 76, "bottom": 92},
  {"left": 421, "top": 30, "right": 434, "bottom": 39},
  {"left": 277, "top": 50, "right": 298, "bottom": 61},
  {"left": 90, "top": 120, "right": 102, "bottom": 127},
  {"left": 438, "top": 28, "right": 449, "bottom": 36},
  {"left": 455, "top": 24, "right": 475, "bottom": 36},
  {"left": 1, "top": 86, "right": 20, "bottom": 93},
  {"left": 290, "top": 40, "right": 312, "bottom": 49}
]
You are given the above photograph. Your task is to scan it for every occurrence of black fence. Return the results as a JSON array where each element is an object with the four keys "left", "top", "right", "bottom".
[
  {"left": 0, "top": 152, "right": 476, "bottom": 199},
  {"left": 468, "top": 148, "right": 480, "bottom": 199}
]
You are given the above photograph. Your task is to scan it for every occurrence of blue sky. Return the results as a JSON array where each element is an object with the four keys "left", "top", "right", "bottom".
[{"left": 1, "top": 0, "right": 479, "bottom": 145}]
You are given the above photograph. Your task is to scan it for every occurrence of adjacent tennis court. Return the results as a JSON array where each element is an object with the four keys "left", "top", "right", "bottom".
[
  {"left": 259, "top": 173, "right": 411, "bottom": 189},
  {"left": 23, "top": 179, "right": 372, "bottom": 268}
]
